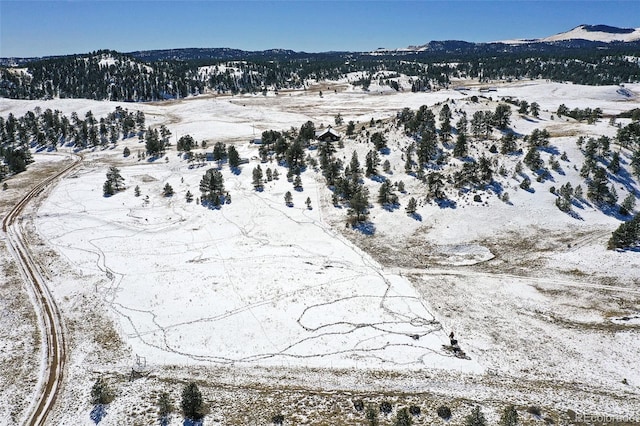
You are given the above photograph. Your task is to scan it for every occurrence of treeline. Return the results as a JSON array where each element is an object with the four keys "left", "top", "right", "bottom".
[
  {"left": 2, "top": 47, "right": 639, "bottom": 101},
  {"left": 0, "top": 106, "right": 144, "bottom": 180}
]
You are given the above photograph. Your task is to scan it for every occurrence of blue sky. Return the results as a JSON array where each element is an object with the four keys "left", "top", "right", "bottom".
[{"left": 1, "top": 1, "right": 639, "bottom": 57}]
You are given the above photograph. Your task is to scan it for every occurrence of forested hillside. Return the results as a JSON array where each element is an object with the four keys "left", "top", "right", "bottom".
[{"left": 1, "top": 43, "right": 640, "bottom": 101}]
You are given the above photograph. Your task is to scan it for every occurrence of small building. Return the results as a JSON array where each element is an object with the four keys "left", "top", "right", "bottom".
[{"left": 315, "top": 126, "right": 341, "bottom": 142}]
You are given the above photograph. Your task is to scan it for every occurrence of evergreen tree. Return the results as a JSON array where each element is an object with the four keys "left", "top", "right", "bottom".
[
  {"left": 464, "top": 406, "right": 487, "bottom": 426},
  {"left": 106, "top": 166, "right": 124, "bottom": 190},
  {"left": 349, "top": 151, "right": 362, "bottom": 181},
  {"left": 181, "top": 382, "right": 203, "bottom": 421},
  {"left": 366, "top": 404, "right": 380, "bottom": 426},
  {"left": 500, "top": 405, "right": 519, "bottom": 426},
  {"left": 406, "top": 197, "right": 418, "bottom": 214},
  {"left": 348, "top": 185, "right": 369, "bottom": 223},
  {"left": 90, "top": 377, "right": 113, "bottom": 405},
  {"left": 453, "top": 132, "right": 468, "bottom": 157},
  {"left": 199, "top": 168, "right": 225, "bottom": 202},
  {"left": 134, "top": 185, "right": 141, "bottom": 197},
  {"left": 371, "top": 131, "right": 387, "bottom": 151},
  {"left": 530, "top": 102, "right": 540, "bottom": 117},
  {"left": 608, "top": 213, "right": 640, "bottom": 249},
  {"left": 123, "top": 146, "right": 131, "bottom": 157},
  {"left": 157, "top": 392, "right": 173, "bottom": 419},
  {"left": 252, "top": 165, "right": 264, "bottom": 190},
  {"left": 439, "top": 104, "right": 452, "bottom": 141},
  {"left": 227, "top": 145, "right": 240, "bottom": 168},
  {"left": 456, "top": 115, "right": 468, "bottom": 135},
  {"left": 177, "top": 135, "right": 196, "bottom": 152},
  {"left": 103, "top": 180, "right": 114, "bottom": 196},
  {"left": 492, "top": 104, "right": 512, "bottom": 130},
  {"left": 377, "top": 180, "right": 395, "bottom": 205},
  {"left": 213, "top": 141, "right": 227, "bottom": 162},
  {"left": 587, "top": 167, "right": 612, "bottom": 204},
  {"left": 393, "top": 407, "right": 413, "bottom": 426},
  {"left": 299, "top": 120, "right": 316, "bottom": 142},
  {"left": 186, "top": 190, "right": 193, "bottom": 202},
  {"left": 524, "top": 147, "right": 543, "bottom": 171},
  {"left": 608, "top": 151, "right": 621, "bottom": 174},
  {"left": 518, "top": 100, "right": 529, "bottom": 115},
  {"left": 346, "top": 120, "right": 355, "bottom": 136},
  {"left": 620, "top": 193, "right": 636, "bottom": 216},
  {"left": 293, "top": 174, "right": 303, "bottom": 190},
  {"left": 284, "top": 191, "right": 293, "bottom": 206},
  {"left": 163, "top": 183, "right": 174, "bottom": 197},
  {"left": 305, "top": 196, "right": 312, "bottom": 209},
  {"left": 500, "top": 133, "right": 518, "bottom": 154}
]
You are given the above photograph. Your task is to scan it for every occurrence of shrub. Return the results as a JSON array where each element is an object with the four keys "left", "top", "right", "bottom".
[
  {"left": 272, "top": 413, "right": 284, "bottom": 425},
  {"left": 90, "top": 377, "right": 113, "bottom": 405},
  {"left": 437, "top": 405, "right": 452, "bottom": 420},
  {"left": 409, "top": 405, "right": 421, "bottom": 416},
  {"left": 353, "top": 399, "right": 365, "bottom": 412},
  {"left": 380, "top": 401, "right": 393, "bottom": 415},
  {"left": 527, "top": 406, "right": 542, "bottom": 417},
  {"left": 464, "top": 406, "right": 487, "bottom": 426}
]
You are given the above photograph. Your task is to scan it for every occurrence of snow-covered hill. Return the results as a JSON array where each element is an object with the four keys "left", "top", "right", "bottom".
[
  {"left": 500, "top": 24, "right": 640, "bottom": 45},
  {"left": 1, "top": 79, "right": 639, "bottom": 424}
]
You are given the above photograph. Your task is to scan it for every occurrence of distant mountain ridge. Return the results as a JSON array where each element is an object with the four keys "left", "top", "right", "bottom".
[
  {"left": 2, "top": 24, "right": 639, "bottom": 65},
  {"left": 499, "top": 24, "right": 640, "bottom": 45}
]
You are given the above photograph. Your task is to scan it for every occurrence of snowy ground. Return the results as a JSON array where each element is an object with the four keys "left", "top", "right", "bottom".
[{"left": 1, "top": 79, "right": 640, "bottom": 424}]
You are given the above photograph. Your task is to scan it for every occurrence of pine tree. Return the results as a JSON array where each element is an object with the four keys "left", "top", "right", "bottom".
[
  {"left": 377, "top": 180, "right": 395, "bottom": 205},
  {"left": 348, "top": 186, "right": 369, "bottom": 223},
  {"left": 406, "top": 197, "right": 417, "bottom": 214},
  {"left": 227, "top": 145, "right": 240, "bottom": 168},
  {"left": 305, "top": 197, "right": 312, "bottom": 209},
  {"left": 163, "top": 183, "right": 174, "bottom": 197},
  {"left": 134, "top": 185, "right": 141, "bottom": 197},
  {"left": 393, "top": 407, "right": 413, "bottom": 426},
  {"left": 608, "top": 213, "right": 640, "bottom": 249},
  {"left": 530, "top": 102, "right": 540, "bottom": 117},
  {"left": 365, "top": 150, "right": 380, "bottom": 177},
  {"left": 453, "top": 132, "right": 468, "bottom": 157},
  {"left": 181, "top": 382, "right": 203, "bottom": 420},
  {"left": 366, "top": 404, "right": 380, "bottom": 426},
  {"left": 293, "top": 174, "right": 303, "bottom": 190},
  {"left": 103, "top": 180, "right": 114, "bottom": 196},
  {"left": 157, "top": 392, "right": 173, "bottom": 419},
  {"left": 252, "top": 165, "right": 264, "bottom": 190},
  {"left": 346, "top": 120, "right": 355, "bottom": 136},
  {"left": 371, "top": 132, "right": 387, "bottom": 151},
  {"left": 620, "top": 193, "right": 636, "bottom": 215},
  {"left": 284, "top": 191, "right": 293, "bottom": 206},
  {"left": 499, "top": 405, "right": 519, "bottom": 426},
  {"left": 90, "top": 377, "right": 113, "bottom": 405},
  {"left": 185, "top": 190, "right": 193, "bottom": 203}
]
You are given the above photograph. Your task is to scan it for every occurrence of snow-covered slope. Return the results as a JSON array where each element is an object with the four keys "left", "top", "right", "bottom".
[
  {"left": 501, "top": 24, "right": 640, "bottom": 45},
  {"left": 543, "top": 24, "right": 640, "bottom": 43}
]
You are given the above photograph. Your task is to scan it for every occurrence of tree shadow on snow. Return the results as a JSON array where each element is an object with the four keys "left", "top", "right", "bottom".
[
  {"left": 183, "top": 419, "right": 204, "bottom": 426},
  {"left": 409, "top": 212, "right": 423, "bottom": 221},
  {"left": 90, "top": 404, "right": 107, "bottom": 424},
  {"left": 436, "top": 198, "right": 457, "bottom": 209},
  {"left": 352, "top": 221, "right": 376, "bottom": 235}
]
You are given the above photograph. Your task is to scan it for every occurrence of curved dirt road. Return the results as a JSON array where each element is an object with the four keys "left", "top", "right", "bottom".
[{"left": 3, "top": 155, "right": 80, "bottom": 426}]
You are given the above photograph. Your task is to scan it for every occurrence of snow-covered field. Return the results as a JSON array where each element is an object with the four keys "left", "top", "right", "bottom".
[{"left": 2, "top": 79, "right": 640, "bottom": 424}]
